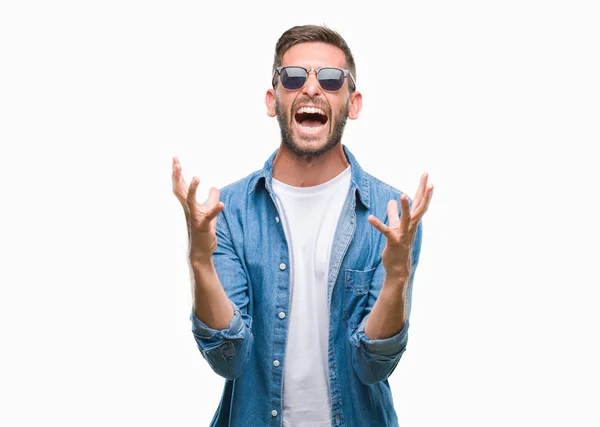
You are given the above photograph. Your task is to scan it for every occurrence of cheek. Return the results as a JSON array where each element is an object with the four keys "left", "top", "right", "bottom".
[
  {"left": 329, "top": 95, "right": 349, "bottom": 118},
  {"left": 276, "top": 94, "right": 293, "bottom": 116},
  {"left": 330, "top": 103, "right": 347, "bottom": 120}
]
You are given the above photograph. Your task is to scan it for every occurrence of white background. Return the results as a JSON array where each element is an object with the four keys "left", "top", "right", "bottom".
[{"left": 1, "top": 0, "right": 599, "bottom": 426}]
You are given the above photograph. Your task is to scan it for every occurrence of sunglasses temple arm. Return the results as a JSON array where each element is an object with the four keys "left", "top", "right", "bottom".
[{"left": 348, "top": 71, "right": 357, "bottom": 90}]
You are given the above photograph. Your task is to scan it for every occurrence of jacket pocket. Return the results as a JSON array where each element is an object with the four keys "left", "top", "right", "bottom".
[{"left": 343, "top": 267, "right": 376, "bottom": 329}]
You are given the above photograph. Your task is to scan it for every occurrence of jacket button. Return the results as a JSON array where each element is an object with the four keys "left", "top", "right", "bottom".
[
  {"left": 271, "top": 410, "right": 278, "bottom": 417},
  {"left": 279, "top": 263, "right": 286, "bottom": 271},
  {"left": 278, "top": 312, "right": 286, "bottom": 319}
]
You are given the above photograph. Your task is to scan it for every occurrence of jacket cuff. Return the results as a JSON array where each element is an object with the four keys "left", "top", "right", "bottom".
[
  {"left": 350, "top": 315, "right": 409, "bottom": 362},
  {"left": 190, "top": 301, "right": 247, "bottom": 350}
]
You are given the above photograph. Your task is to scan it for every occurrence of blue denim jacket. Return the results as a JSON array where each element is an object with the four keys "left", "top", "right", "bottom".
[{"left": 191, "top": 145, "right": 423, "bottom": 427}]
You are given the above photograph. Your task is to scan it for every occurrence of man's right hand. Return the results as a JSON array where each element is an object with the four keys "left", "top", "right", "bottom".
[{"left": 172, "top": 157, "right": 225, "bottom": 266}]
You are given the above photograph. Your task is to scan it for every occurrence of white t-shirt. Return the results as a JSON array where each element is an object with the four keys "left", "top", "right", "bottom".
[{"left": 271, "top": 166, "right": 352, "bottom": 427}]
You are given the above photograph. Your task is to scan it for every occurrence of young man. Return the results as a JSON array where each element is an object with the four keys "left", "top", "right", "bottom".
[{"left": 172, "top": 25, "right": 433, "bottom": 427}]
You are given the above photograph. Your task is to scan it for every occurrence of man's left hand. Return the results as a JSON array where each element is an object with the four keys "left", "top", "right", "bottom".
[{"left": 368, "top": 173, "right": 434, "bottom": 282}]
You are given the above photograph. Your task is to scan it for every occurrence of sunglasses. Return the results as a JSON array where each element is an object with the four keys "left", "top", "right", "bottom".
[{"left": 272, "top": 66, "right": 356, "bottom": 92}]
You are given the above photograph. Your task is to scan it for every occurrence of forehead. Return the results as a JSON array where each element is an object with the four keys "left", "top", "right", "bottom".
[{"left": 281, "top": 42, "right": 346, "bottom": 69}]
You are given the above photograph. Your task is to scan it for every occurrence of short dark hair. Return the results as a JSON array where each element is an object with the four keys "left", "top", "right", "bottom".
[{"left": 272, "top": 24, "right": 357, "bottom": 92}]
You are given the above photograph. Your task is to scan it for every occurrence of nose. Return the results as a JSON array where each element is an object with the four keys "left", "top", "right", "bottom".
[{"left": 302, "top": 69, "right": 321, "bottom": 98}]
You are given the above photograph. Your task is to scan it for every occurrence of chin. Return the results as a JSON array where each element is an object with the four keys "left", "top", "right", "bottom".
[{"left": 286, "top": 132, "right": 340, "bottom": 159}]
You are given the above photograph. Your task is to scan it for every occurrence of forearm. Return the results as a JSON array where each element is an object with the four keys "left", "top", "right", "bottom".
[
  {"left": 364, "top": 274, "right": 408, "bottom": 340},
  {"left": 350, "top": 273, "right": 410, "bottom": 385},
  {"left": 190, "top": 259, "right": 235, "bottom": 330},
  {"left": 189, "top": 258, "right": 253, "bottom": 380}
]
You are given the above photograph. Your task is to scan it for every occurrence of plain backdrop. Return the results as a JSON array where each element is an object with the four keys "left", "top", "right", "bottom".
[{"left": 1, "top": 1, "right": 599, "bottom": 426}]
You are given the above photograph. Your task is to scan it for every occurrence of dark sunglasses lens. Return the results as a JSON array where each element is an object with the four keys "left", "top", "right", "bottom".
[
  {"left": 280, "top": 67, "right": 307, "bottom": 90},
  {"left": 318, "top": 68, "right": 345, "bottom": 91}
]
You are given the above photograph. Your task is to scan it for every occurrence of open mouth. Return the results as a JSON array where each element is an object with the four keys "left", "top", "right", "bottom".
[{"left": 294, "top": 106, "right": 329, "bottom": 134}]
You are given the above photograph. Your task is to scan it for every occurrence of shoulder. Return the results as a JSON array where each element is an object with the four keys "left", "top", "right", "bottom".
[
  {"left": 218, "top": 170, "right": 261, "bottom": 201},
  {"left": 362, "top": 169, "right": 411, "bottom": 204},
  {"left": 344, "top": 145, "right": 410, "bottom": 204},
  {"left": 215, "top": 167, "right": 270, "bottom": 224}
]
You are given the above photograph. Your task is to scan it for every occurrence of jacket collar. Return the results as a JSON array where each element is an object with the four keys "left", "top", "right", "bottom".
[{"left": 249, "top": 144, "right": 370, "bottom": 209}]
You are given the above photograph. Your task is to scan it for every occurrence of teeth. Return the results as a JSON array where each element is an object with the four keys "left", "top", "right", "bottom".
[
  {"left": 297, "top": 123, "right": 326, "bottom": 133},
  {"left": 297, "top": 106, "right": 326, "bottom": 116}
]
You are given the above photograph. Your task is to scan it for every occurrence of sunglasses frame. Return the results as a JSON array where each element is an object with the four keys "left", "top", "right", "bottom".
[{"left": 272, "top": 66, "right": 357, "bottom": 92}]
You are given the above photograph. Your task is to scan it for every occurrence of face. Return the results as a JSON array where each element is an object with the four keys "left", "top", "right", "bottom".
[{"left": 266, "top": 42, "right": 362, "bottom": 159}]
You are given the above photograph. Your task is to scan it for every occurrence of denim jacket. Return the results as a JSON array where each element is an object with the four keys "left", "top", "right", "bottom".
[{"left": 191, "top": 145, "right": 423, "bottom": 427}]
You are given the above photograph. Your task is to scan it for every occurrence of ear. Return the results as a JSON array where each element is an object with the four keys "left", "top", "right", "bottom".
[
  {"left": 347, "top": 90, "right": 362, "bottom": 120},
  {"left": 265, "top": 89, "right": 277, "bottom": 117}
]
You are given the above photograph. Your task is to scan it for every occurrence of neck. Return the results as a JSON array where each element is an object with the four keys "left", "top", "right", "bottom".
[{"left": 272, "top": 142, "right": 350, "bottom": 187}]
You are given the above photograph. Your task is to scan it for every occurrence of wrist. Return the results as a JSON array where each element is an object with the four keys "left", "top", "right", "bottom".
[
  {"left": 384, "top": 267, "right": 409, "bottom": 283},
  {"left": 189, "top": 256, "right": 214, "bottom": 272},
  {"left": 382, "top": 272, "right": 408, "bottom": 293}
]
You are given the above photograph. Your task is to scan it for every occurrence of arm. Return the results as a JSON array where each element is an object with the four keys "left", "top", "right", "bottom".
[
  {"left": 364, "top": 220, "right": 422, "bottom": 340},
  {"left": 189, "top": 214, "right": 253, "bottom": 380},
  {"left": 349, "top": 225, "right": 422, "bottom": 385},
  {"left": 172, "top": 157, "right": 253, "bottom": 380},
  {"left": 350, "top": 173, "right": 433, "bottom": 385}
]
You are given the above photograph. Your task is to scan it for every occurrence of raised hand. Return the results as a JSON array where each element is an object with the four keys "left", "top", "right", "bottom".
[
  {"left": 367, "top": 173, "right": 434, "bottom": 280},
  {"left": 172, "top": 157, "right": 225, "bottom": 265}
]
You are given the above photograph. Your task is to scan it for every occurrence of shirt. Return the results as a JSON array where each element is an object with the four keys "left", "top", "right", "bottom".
[
  {"left": 272, "top": 166, "right": 351, "bottom": 426},
  {"left": 190, "top": 145, "right": 423, "bottom": 427}
]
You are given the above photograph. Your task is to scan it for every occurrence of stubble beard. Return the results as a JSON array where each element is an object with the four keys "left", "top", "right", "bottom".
[{"left": 275, "top": 97, "right": 349, "bottom": 161}]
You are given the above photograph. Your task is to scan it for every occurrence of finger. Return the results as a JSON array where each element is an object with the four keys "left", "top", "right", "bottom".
[
  {"left": 198, "top": 187, "right": 223, "bottom": 223},
  {"left": 172, "top": 157, "right": 182, "bottom": 183},
  {"left": 204, "top": 201, "right": 225, "bottom": 222},
  {"left": 172, "top": 157, "right": 189, "bottom": 202},
  {"left": 206, "top": 186, "right": 221, "bottom": 210},
  {"left": 399, "top": 193, "right": 411, "bottom": 233},
  {"left": 423, "top": 184, "right": 434, "bottom": 211},
  {"left": 186, "top": 176, "right": 201, "bottom": 219},
  {"left": 412, "top": 172, "right": 428, "bottom": 213},
  {"left": 413, "top": 174, "right": 433, "bottom": 214},
  {"left": 387, "top": 199, "right": 400, "bottom": 229},
  {"left": 368, "top": 214, "right": 391, "bottom": 237},
  {"left": 412, "top": 184, "right": 435, "bottom": 221}
]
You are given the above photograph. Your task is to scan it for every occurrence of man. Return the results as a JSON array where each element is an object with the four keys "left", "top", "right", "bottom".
[{"left": 172, "top": 25, "right": 433, "bottom": 427}]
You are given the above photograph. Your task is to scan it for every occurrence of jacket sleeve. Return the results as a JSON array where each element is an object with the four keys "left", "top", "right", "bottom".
[
  {"left": 190, "top": 212, "right": 253, "bottom": 380},
  {"left": 349, "top": 221, "right": 423, "bottom": 385}
]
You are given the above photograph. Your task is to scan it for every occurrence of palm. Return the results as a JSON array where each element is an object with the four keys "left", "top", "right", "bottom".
[
  {"left": 368, "top": 173, "right": 434, "bottom": 278},
  {"left": 171, "top": 157, "right": 225, "bottom": 263}
]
